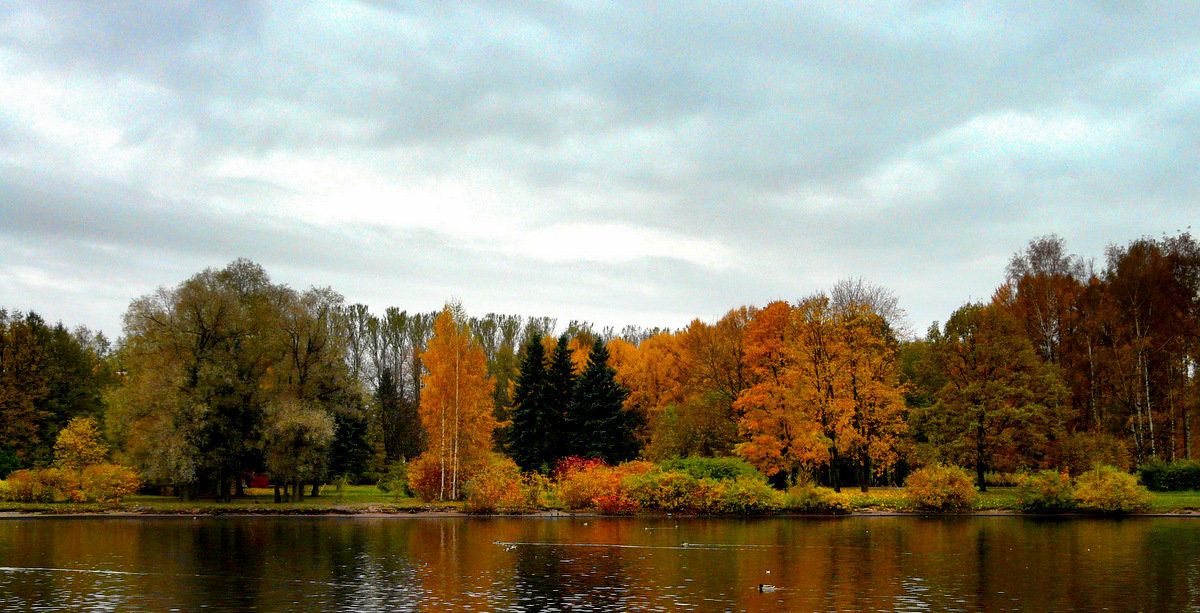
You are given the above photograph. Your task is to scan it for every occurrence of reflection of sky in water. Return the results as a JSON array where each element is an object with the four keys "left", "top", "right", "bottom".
[{"left": 1, "top": 517, "right": 1198, "bottom": 612}]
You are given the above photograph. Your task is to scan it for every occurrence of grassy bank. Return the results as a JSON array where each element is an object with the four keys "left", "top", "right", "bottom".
[
  {"left": 4, "top": 485, "right": 1199, "bottom": 516},
  {"left": 0, "top": 485, "right": 454, "bottom": 515}
]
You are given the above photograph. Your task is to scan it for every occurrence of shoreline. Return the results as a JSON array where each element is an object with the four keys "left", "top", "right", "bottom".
[{"left": 3, "top": 507, "right": 1199, "bottom": 519}]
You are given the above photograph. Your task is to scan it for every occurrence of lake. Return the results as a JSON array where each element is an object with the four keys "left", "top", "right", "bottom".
[{"left": 1, "top": 515, "right": 1198, "bottom": 611}]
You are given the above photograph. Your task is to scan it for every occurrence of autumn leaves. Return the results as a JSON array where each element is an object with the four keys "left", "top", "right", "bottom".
[{"left": 609, "top": 297, "right": 907, "bottom": 492}]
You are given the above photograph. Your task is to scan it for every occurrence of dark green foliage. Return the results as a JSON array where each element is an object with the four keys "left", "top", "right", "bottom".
[
  {"left": 377, "top": 367, "right": 423, "bottom": 462},
  {"left": 506, "top": 334, "right": 561, "bottom": 472},
  {"left": 0, "top": 446, "right": 21, "bottom": 479},
  {"left": 329, "top": 411, "right": 370, "bottom": 479},
  {"left": 659, "top": 456, "right": 764, "bottom": 482},
  {"left": 0, "top": 310, "right": 110, "bottom": 467},
  {"left": 376, "top": 462, "right": 410, "bottom": 496},
  {"left": 546, "top": 334, "right": 576, "bottom": 461},
  {"left": 1138, "top": 459, "right": 1200, "bottom": 492},
  {"left": 567, "top": 339, "right": 640, "bottom": 464}
]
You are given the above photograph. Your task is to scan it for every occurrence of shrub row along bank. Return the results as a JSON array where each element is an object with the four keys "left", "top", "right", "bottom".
[
  {"left": 1138, "top": 459, "right": 1200, "bottom": 492},
  {"left": 403, "top": 456, "right": 1156, "bottom": 516},
  {"left": 905, "top": 463, "right": 1151, "bottom": 515}
]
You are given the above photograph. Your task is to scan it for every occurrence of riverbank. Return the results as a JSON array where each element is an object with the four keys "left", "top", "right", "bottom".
[{"left": 4, "top": 485, "right": 1200, "bottom": 517}]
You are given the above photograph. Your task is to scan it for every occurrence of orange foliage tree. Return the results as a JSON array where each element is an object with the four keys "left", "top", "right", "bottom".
[
  {"left": 733, "top": 301, "right": 818, "bottom": 479},
  {"left": 418, "top": 304, "right": 497, "bottom": 501},
  {"left": 734, "top": 297, "right": 907, "bottom": 491}
]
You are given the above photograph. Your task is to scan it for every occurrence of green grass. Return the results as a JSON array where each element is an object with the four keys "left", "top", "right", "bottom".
[{"left": 1146, "top": 490, "right": 1200, "bottom": 513}]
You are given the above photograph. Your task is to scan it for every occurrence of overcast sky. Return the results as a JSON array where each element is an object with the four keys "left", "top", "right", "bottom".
[{"left": 2, "top": 1, "right": 1198, "bottom": 340}]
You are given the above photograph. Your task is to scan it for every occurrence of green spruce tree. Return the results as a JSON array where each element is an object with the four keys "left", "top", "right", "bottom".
[
  {"left": 506, "top": 334, "right": 558, "bottom": 472},
  {"left": 568, "top": 338, "right": 640, "bottom": 464},
  {"left": 546, "top": 334, "right": 577, "bottom": 463}
]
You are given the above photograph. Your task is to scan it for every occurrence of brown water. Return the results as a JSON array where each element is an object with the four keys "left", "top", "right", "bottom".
[{"left": 0, "top": 515, "right": 1198, "bottom": 611}]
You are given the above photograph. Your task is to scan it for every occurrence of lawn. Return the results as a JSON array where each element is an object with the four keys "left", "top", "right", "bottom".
[{"left": 1146, "top": 490, "right": 1200, "bottom": 513}]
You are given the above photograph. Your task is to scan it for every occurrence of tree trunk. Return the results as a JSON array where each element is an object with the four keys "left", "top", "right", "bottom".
[
  {"left": 274, "top": 484, "right": 282, "bottom": 503},
  {"left": 235, "top": 477, "right": 245, "bottom": 498},
  {"left": 829, "top": 448, "right": 841, "bottom": 493},
  {"left": 859, "top": 454, "right": 870, "bottom": 493},
  {"left": 311, "top": 482, "right": 320, "bottom": 497},
  {"left": 976, "top": 435, "right": 988, "bottom": 492},
  {"left": 1142, "top": 349, "right": 1156, "bottom": 458}
]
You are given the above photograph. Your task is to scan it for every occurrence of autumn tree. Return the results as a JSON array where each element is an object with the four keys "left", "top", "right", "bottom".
[
  {"left": 417, "top": 304, "right": 497, "bottom": 500},
  {"left": 53, "top": 416, "right": 108, "bottom": 470},
  {"left": 733, "top": 301, "right": 815, "bottom": 480},
  {"left": 1101, "top": 235, "right": 1199, "bottom": 461},
  {"left": 835, "top": 305, "right": 908, "bottom": 491},
  {"left": 0, "top": 310, "right": 110, "bottom": 468},
  {"left": 920, "top": 302, "right": 1069, "bottom": 489}
]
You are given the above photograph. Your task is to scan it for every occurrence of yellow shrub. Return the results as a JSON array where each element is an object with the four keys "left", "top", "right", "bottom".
[
  {"left": 1073, "top": 465, "right": 1149, "bottom": 514},
  {"left": 905, "top": 464, "right": 977, "bottom": 512}
]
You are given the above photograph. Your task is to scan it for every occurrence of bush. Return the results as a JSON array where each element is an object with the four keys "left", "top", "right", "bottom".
[
  {"left": 2, "top": 468, "right": 77, "bottom": 502},
  {"left": 785, "top": 483, "right": 850, "bottom": 514},
  {"left": 358, "top": 471, "right": 384, "bottom": 486},
  {"left": 376, "top": 463, "right": 410, "bottom": 496},
  {"left": 715, "top": 476, "right": 783, "bottom": 514},
  {"left": 625, "top": 470, "right": 705, "bottom": 512},
  {"left": 463, "top": 455, "right": 527, "bottom": 513},
  {"left": 904, "top": 464, "right": 977, "bottom": 512},
  {"left": 405, "top": 453, "right": 452, "bottom": 502},
  {"left": 593, "top": 492, "right": 638, "bottom": 514},
  {"left": 1138, "top": 459, "right": 1200, "bottom": 492},
  {"left": 555, "top": 459, "right": 654, "bottom": 511},
  {"left": 1074, "top": 465, "right": 1150, "bottom": 514},
  {"left": 522, "top": 472, "right": 559, "bottom": 510},
  {"left": 1015, "top": 470, "right": 1076, "bottom": 513},
  {"left": 983, "top": 471, "right": 1022, "bottom": 487},
  {"left": 556, "top": 460, "right": 621, "bottom": 509},
  {"left": 79, "top": 464, "right": 140, "bottom": 503},
  {"left": 659, "top": 457, "right": 765, "bottom": 482},
  {"left": 1, "top": 465, "right": 139, "bottom": 503}
]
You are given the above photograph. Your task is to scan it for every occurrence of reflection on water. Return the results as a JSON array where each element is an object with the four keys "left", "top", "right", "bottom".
[{"left": 1, "top": 515, "right": 1199, "bottom": 612}]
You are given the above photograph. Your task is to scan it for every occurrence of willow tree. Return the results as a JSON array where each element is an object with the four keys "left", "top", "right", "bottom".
[{"left": 418, "top": 305, "right": 496, "bottom": 500}]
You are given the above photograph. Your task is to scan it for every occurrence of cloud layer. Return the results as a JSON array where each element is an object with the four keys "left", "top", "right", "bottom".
[{"left": 2, "top": 1, "right": 1198, "bottom": 337}]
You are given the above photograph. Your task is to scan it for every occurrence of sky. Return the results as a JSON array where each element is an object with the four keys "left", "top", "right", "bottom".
[{"left": 1, "top": 1, "right": 1198, "bottom": 341}]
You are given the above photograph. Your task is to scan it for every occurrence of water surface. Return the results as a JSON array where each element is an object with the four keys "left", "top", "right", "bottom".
[{"left": 1, "top": 515, "right": 1198, "bottom": 611}]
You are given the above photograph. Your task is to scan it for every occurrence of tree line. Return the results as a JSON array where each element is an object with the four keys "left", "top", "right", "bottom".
[{"left": 0, "top": 231, "right": 1196, "bottom": 498}]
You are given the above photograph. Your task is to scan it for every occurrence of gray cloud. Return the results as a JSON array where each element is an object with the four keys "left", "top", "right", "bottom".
[{"left": 2, "top": 0, "right": 1199, "bottom": 339}]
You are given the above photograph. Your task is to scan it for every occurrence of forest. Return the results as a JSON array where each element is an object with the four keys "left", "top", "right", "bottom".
[{"left": 0, "top": 231, "right": 1197, "bottom": 503}]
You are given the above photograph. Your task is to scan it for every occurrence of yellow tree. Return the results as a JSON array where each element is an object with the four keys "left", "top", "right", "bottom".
[
  {"left": 836, "top": 306, "right": 908, "bottom": 491},
  {"left": 609, "top": 331, "right": 691, "bottom": 457},
  {"left": 419, "top": 305, "right": 497, "bottom": 500},
  {"left": 53, "top": 416, "right": 108, "bottom": 470}
]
